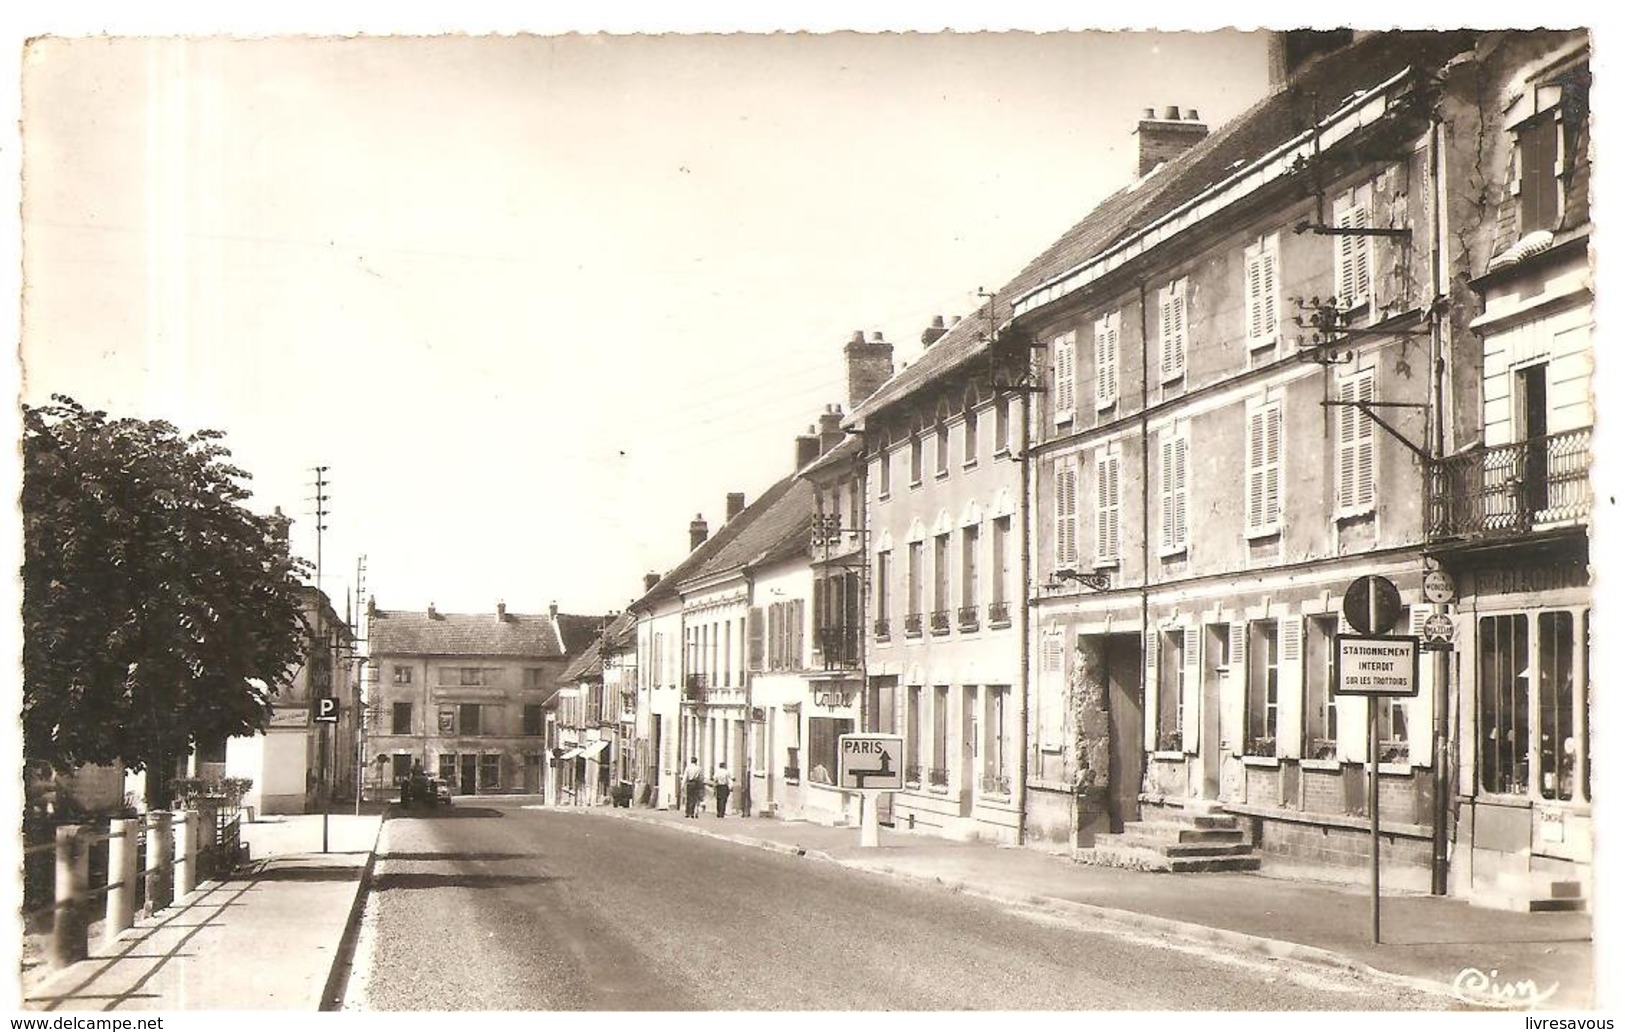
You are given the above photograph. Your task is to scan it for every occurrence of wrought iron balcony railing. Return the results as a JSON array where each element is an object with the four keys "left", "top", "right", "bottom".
[
  {"left": 979, "top": 773, "right": 1012, "bottom": 795},
  {"left": 927, "top": 767, "right": 950, "bottom": 787},
  {"left": 987, "top": 600, "right": 1012, "bottom": 628},
  {"left": 1427, "top": 428, "right": 1591, "bottom": 540},
  {"left": 873, "top": 617, "right": 891, "bottom": 641},
  {"left": 682, "top": 673, "right": 708, "bottom": 702},
  {"left": 930, "top": 610, "right": 951, "bottom": 635},
  {"left": 904, "top": 763, "right": 922, "bottom": 785},
  {"left": 904, "top": 612, "right": 924, "bottom": 638},
  {"left": 815, "top": 624, "right": 863, "bottom": 669},
  {"left": 957, "top": 605, "right": 980, "bottom": 632}
]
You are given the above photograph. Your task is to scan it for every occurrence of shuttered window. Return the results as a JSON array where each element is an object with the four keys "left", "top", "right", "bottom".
[
  {"left": 1246, "top": 401, "right": 1283, "bottom": 536},
  {"left": 1158, "top": 428, "right": 1189, "bottom": 553},
  {"left": 1094, "top": 312, "right": 1119, "bottom": 410},
  {"left": 1158, "top": 280, "right": 1188, "bottom": 383},
  {"left": 747, "top": 608, "right": 765, "bottom": 672},
  {"left": 1094, "top": 450, "right": 1121, "bottom": 564},
  {"left": 1053, "top": 460, "right": 1079, "bottom": 568},
  {"left": 1335, "top": 196, "right": 1372, "bottom": 312},
  {"left": 1245, "top": 236, "right": 1280, "bottom": 349},
  {"left": 1053, "top": 330, "right": 1077, "bottom": 423},
  {"left": 1336, "top": 368, "right": 1377, "bottom": 516}
]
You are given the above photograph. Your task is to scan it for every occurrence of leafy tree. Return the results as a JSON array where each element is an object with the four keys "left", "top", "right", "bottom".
[{"left": 22, "top": 396, "right": 312, "bottom": 807}]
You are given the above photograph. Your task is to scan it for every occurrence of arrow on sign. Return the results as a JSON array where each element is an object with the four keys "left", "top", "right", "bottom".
[{"left": 850, "top": 750, "right": 895, "bottom": 788}]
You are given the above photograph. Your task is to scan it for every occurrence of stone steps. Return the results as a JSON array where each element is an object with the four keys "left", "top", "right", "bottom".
[{"left": 1072, "top": 806, "right": 1261, "bottom": 873}]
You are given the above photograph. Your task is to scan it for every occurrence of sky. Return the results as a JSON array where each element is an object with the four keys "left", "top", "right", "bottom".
[{"left": 16, "top": 27, "right": 1272, "bottom": 618}]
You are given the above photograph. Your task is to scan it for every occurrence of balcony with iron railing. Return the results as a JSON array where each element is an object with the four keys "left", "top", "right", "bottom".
[
  {"left": 979, "top": 773, "right": 1012, "bottom": 795},
  {"left": 1427, "top": 428, "right": 1591, "bottom": 540},
  {"left": 930, "top": 610, "right": 951, "bottom": 635},
  {"left": 874, "top": 617, "right": 891, "bottom": 642},
  {"left": 927, "top": 767, "right": 950, "bottom": 788},
  {"left": 682, "top": 673, "right": 708, "bottom": 703},
  {"left": 815, "top": 624, "right": 864, "bottom": 669},
  {"left": 987, "top": 600, "right": 1012, "bottom": 628},
  {"left": 957, "top": 605, "right": 979, "bottom": 632},
  {"left": 904, "top": 612, "right": 924, "bottom": 638}
]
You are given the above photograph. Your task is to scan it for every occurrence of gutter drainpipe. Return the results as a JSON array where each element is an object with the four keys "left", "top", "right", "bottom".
[
  {"left": 1017, "top": 351, "right": 1031, "bottom": 846},
  {"left": 1139, "top": 280, "right": 1153, "bottom": 817}
]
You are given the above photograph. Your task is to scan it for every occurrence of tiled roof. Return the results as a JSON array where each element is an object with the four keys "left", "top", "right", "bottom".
[
  {"left": 631, "top": 477, "right": 798, "bottom": 609},
  {"left": 556, "top": 611, "right": 636, "bottom": 683},
  {"left": 555, "top": 613, "right": 608, "bottom": 657},
  {"left": 369, "top": 608, "right": 565, "bottom": 658},
  {"left": 849, "top": 30, "right": 1479, "bottom": 424},
  {"left": 799, "top": 434, "right": 862, "bottom": 479},
  {"left": 688, "top": 475, "right": 816, "bottom": 582}
]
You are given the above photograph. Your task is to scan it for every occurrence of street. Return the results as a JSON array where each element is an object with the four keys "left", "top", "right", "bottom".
[{"left": 345, "top": 801, "right": 1450, "bottom": 1011}]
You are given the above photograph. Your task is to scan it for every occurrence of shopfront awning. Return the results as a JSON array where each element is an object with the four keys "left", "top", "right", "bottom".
[
  {"left": 579, "top": 740, "right": 610, "bottom": 759},
  {"left": 558, "top": 747, "right": 583, "bottom": 760}
]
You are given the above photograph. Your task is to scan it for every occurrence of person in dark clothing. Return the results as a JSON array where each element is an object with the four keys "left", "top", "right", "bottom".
[
  {"left": 682, "top": 757, "right": 704, "bottom": 818},
  {"left": 713, "top": 761, "right": 733, "bottom": 817}
]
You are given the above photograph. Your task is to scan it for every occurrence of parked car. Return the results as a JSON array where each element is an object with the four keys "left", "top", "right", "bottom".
[{"left": 432, "top": 777, "right": 453, "bottom": 804}]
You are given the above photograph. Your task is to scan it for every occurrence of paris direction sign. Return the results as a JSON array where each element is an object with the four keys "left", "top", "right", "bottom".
[
  {"left": 838, "top": 733, "right": 905, "bottom": 791},
  {"left": 1334, "top": 635, "right": 1420, "bottom": 697}
]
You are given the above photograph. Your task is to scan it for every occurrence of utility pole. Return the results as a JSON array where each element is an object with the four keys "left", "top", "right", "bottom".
[
  {"left": 354, "top": 554, "right": 367, "bottom": 816},
  {"left": 312, "top": 466, "right": 331, "bottom": 853}
]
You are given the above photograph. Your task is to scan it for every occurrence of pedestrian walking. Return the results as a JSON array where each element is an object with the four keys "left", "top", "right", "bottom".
[
  {"left": 682, "top": 756, "right": 704, "bottom": 818},
  {"left": 713, "top": 761, "right": 733, "bottom": 817}
]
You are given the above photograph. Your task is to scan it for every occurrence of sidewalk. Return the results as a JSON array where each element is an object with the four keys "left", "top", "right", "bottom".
[
  {"left": 19, "top": 813, "right": 382, "bottom": 1012},
  {"left": 560, "top": 803, "right": 1595, "bottom": 1010}
]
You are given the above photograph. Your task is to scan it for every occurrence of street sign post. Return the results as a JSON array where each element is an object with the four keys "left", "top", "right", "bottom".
[
  {"left": 1335, "top": 583, "right": 1421, "bottom": 947},
  {"left": 838, "top": 733, "right": 903, "bottom": 848}
]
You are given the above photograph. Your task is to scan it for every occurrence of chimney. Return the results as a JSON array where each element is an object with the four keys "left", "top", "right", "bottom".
[
  {"left": 549, "top": 601, "right": 558, "bottom": 619},
  {"left": 366, "top": 595, "right": 376, "bottom": 619},
  {"left": 818, "top": 404, "right": 845, "bottom": 455},
  {"left": 643, "top": 572, "right": 661, "bottom": 593},
  {"left": 689, "top": 513, "right": 709, "bottom": 551},
  {"left": 1267, "top": 29, "right": 1354, "bottom": 86},
  {"left": 844, "top": 330, "right": 895, "bottom": 410},
  {"left": 427, "top": 602, "right": 437, "bottom": 618},
  {"left": 921, "top": 315, "right": 948, "bottom": 349},
  {"left": 496, "top": 601, "right": 507, "bottom": 621},
  {"left": 1135, "top": 105, "right": 1209, "bottom": 178},
  {"left": 795, "top": 427, "right": 821, "bottom": 470},
  {"left": 726, "top": 492, "right": 746, "bottom": 521}
]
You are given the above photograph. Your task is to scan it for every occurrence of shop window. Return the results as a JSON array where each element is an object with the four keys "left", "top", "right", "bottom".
[
  {"left": 807, "top": 716, "right": 852, "bottom": 786},
  {"left": 1538, "top": 611, "right": 1579, "bottom": 800},
  {"left": 438, "top": 755, "right": 457, "bottom": 784},
  {"left": 1479, "top": 614, "right": 1530, "bottom": 795},
  {"left": 479, "top": 754, "right": 500, "bottom": 788}
]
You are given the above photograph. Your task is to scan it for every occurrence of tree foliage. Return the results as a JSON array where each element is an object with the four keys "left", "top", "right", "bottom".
[{"left": 21, "top": 396, "right": 312, "bottom": 796}]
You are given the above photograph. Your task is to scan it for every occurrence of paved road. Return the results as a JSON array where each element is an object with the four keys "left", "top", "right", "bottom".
[{"left": 347, "top": 801, "right": 1449, "bottom": 1011}]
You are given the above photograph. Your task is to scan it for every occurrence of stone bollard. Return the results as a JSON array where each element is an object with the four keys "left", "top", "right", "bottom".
[
  {"left": 144, "top": 811, "right": 174, "bottom": 914},
  {"left": 105, "top": 818, "right": 138, "bottom": 947},
  {"left": 173, "top": 809, "right": 197, "bottom": 896},
  {"left": 50, "top": 825, "right": 90, "bottom": 967}
]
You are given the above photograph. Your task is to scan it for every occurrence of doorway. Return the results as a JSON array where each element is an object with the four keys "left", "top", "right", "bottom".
[
  {"left": 1104, "top": 634, "right": 1145, "bottom": 831},
  {"left": 460, "top": 754, "right": 477, "bottom": 796},
  {"left": 1516, "top": 363, "right": 1549, "bottom": 517},
  {"left": 1202, "top": 625, "right": 1224, "bottom": 798}
]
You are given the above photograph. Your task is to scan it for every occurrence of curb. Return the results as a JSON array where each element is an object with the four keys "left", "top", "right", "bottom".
[
  {"left": 318, "top": 817, "right": 386, "bottom": 1012},
  {"left": 563, "top": 804, "right": 1458, "bottom": 1002}
]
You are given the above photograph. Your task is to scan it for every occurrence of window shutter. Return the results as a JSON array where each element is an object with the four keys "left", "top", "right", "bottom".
[
  {"left": 1408, "top": 606, "right": 1434, "bottom": 768},
  {"left": 1181, "top": 627, "right": 1201, "bottom": 754},
  {"left": 1144, "top": 629, "right": 1160, "bottom": 753},
  {"left": 790, "top": 599, "right": 804, "bottom": 669},
  {"left": 1094, "top": 452, "right": 1120, "bottom": 563},
  {"left": 747, "top": 607, "right": 764, "bottom": 672},
  {"left": 1246, "top": 408, "right": 1266, "bottom": 534},
  {"left": 1226, "top": 622, "right": 1247, "bottom": 757},
  {"left": 1095, "top": 314, "right": 1118, "bottom": 409},
  {"left": 1245, "top": 250, "right": 1265, "bottom": 342},
  {"left": 1277, "top": 617, "right": 1304, "bottom": 759},
  {"left": 1259, "top": 245, "right": 1278, "bottom": 344},
  {"left": 1172, "top": 433, "right": 1189, "bottom": 549},
  {"left": 1338, "top": 694, "right": 1369, "bottom": 763},
  {"left": 1171, "top": 290, "right": 1187, "bottom": 378},
  {"left": 1354, "top": 371, "right": 1375, "bottom": 512},
  {"left": 1159, "top": 434, "right": 1176, "bottom": 551},
  {"left": 1054, "top": 461, "right": 1078, "bottom": 568},
  {"left": 1336, "top": 202, "right": 1371, "bottom": 310},
  {"left": 1054, "top": 332, "right": 1076, "bottom": 423},
  {"left": 1264, "top": 404, "right": 1282, "bottom": 530},
  {"left": 1159, "top": 285, "right": 1186, "bottom": 382}
]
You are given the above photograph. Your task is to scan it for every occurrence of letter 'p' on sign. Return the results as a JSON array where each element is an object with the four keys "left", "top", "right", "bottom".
[{"left": 313, "top": 696, "right": 340, "bottom": 723}]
